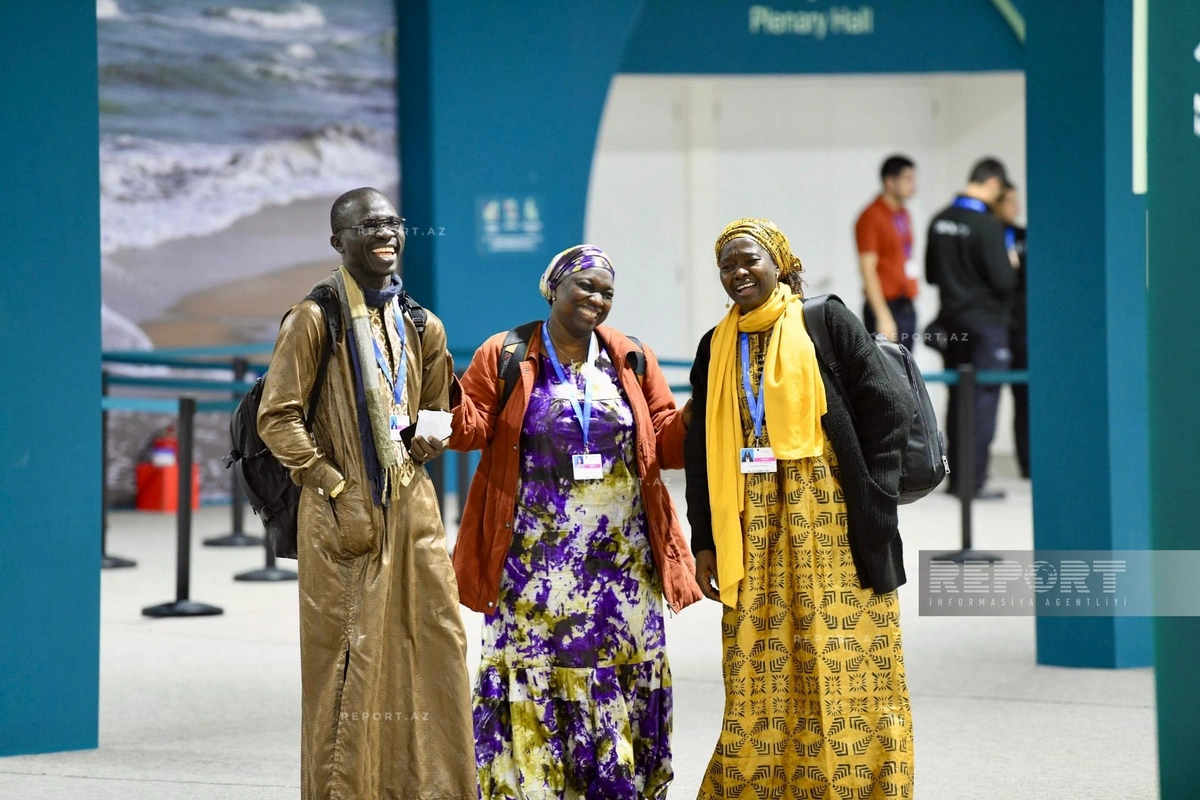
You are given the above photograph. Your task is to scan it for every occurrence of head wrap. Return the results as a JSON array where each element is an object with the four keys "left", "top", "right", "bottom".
[
  {"left": 539, "top": 244, "right": 615, "bottom": 305},
  {"left": 704, "top": 218, "right": 825, "bottom": 609},
  {"left": 714, "top": 217, "right": 803, "bottom": 277}
]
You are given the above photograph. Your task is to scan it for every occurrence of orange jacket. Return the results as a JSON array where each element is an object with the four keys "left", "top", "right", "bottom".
[{"left": 449, "top": 323, "right": 702, "bottom": 615}]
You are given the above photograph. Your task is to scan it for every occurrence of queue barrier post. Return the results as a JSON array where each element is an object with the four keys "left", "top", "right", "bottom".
[
  {"left": 431, "top": 450, "right": 447, "bottom": 518},
  {"left": 931, "top": 364, "right": 1001, "bottom": 565},
  {"left": 205, "top": 357, "right": 264, "bottom": 548},
  {"left": 456, "top": 450, "right": 471, "bottom": 524},
  {"left": 142, "top": 397, "right": 223, "bottom": 618},
  {"left": 100, "top": 370, "right": 137, "bottom": 570},
  {"left": 234, "top": 535, "right": 298, "bottom": 583}
]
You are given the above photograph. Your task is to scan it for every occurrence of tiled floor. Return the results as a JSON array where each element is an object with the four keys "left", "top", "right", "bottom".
[{"left": 0, "top": 472, "right": 1158, "bottom": 799}]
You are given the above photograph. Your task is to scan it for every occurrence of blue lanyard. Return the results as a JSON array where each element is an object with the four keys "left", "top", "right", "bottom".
[
  {"left": 1005, "top": 226, "right": 1016, "bottom": 251},
  {"left": 953, "top": 196, "right": 989, "bottom": 214},
  {"left": 893, "top": 211, "right": 912, "bottom": 259},
  {"left": 541, "top": 325, "right": 596, "bottom": 451},
  {"left": 740, "top": 333, "right": 766, "bottom": 441},
  {"left": 371, "top": 299, "right": 406, "bottom": 407}
]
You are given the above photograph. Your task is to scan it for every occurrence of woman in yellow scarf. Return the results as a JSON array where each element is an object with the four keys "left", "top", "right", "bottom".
[{"left": 683, "top": 218, "right": 915, "bottom": 799}]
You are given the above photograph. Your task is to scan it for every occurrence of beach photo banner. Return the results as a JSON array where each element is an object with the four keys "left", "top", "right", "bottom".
[
  {"left": 98, "top": 0, "right": 399, "bottom": 503},
  {"left": 99, "top": 0, "right": 399, "bottom": 350}
]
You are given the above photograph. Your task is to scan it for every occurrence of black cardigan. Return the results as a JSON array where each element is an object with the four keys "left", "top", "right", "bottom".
[{"left": 683, "top": 297, "right": 916, "bottom": 595}]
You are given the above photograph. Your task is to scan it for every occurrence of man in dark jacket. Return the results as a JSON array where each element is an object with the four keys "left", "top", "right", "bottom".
[
  {"left": 926, "top": 157, "right": 1017, "bottom": 499},
  {"left": 995, "top": 181, "right": 1029, "bottom": 478}
]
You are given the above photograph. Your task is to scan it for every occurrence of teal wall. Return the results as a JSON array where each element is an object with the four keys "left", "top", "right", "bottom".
[
  {"left": 1025, "top": 0, "right": 1150, "bottom": 668},
  {"left": 1147, "top": 0, "right": 1200, "bottom": 796},
  {"left": 0, "top": 0, "right": 102, "bottom": 755},
  {"left": 399, "top": 0, "right": 644, "bottom": 339}
]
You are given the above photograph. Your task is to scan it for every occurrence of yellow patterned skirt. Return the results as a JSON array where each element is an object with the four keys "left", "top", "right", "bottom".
[{"left": 698, "top": 440, "right": 914, "bottom": 799}]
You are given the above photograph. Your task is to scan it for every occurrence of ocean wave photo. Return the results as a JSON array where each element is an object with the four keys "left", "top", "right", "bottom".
[
  {"left": 99, "top": 0, "right": 400, "bottom": 502},
  {"left": 99, "top": 0, "right": 398, "bottom": 347}
]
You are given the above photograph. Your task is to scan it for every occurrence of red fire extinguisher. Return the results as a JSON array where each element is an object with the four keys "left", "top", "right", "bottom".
[{"left": 149, "top": 425, "right": 178, "bottom": 467}]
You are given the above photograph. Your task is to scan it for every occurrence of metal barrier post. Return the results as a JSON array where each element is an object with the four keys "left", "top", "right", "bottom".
[
  {"left": 143, "top": 397, "right": 223, "bottom": 617},
  {"left": 456, "top": 450, "right": 471, "bottom": 524},
  {"left": 932, "top": 365, "right": 999, "bottom": 564},
  {"left": 234, "top": 535, "right": 298, "bottom": 582},
  {"left": 101, "top": 370, "right": 137, "bottom": 569},
  {"left": 205, "top": 357, "right": 264, "bottom": 548},
  {"left": 431, "top": 450, "right": 447, "bottom": 521},
  {"left": 958, "top": 365, "right": 977, "bottom": 547}
]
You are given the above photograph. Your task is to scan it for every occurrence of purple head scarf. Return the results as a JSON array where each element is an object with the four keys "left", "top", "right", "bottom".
[{"left": 538, "top": 244, "right": 615, "bottom": 305}]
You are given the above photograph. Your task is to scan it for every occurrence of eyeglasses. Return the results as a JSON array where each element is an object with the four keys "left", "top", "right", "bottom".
[{"left": 336, "top": 217, "right": 406, "bottom": 236}]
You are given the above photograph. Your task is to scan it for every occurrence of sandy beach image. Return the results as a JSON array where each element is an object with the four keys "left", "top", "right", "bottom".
[{"left": 99, "top": 0, "right": 398, "bottom": 500}]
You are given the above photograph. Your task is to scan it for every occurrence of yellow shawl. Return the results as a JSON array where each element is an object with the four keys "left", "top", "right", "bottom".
[{"left": 706, "top": 228, "right": 828, "bottom": 607}]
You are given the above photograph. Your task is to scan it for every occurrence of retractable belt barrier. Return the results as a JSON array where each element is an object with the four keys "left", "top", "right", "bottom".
[
  {"left": 102, "top": 345, "right": 304, "bottom": 615},
  {"left": 104, "top": 345, "right": 1029, "bottom": 604}
]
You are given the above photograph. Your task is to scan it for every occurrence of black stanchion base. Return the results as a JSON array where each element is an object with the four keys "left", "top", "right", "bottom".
[
  {"left": 234, "top": 566, "right": 298, "bottom": 582},
  {"left": 101, "top": 555, "right": 137, "bottom": 569},
  {"left": 203, "top": 533, "right": 264, "bottom": 547},
  {"left": 929, "top": 549, "right": 1004, "bottom": 563},
  {"left": 142, "top": 600, "right": 224, "bottom": 618}
]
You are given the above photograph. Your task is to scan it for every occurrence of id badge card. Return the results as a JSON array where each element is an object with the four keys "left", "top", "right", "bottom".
[
  {"left": 389, "top": 413, "right": 410, "bottom": 442},
  {"left": 904, "top": 258, "right": 919, "bottom": 280},
  {"left": 739, "top": 447, "right": 777, "bottom": 474},
  {"left": 572, "top": 452, "right": 604, "bottom": 481}
]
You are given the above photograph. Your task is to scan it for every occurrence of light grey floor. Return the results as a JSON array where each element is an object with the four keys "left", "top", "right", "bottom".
[{"left": 0, "top": 472, "right": 1158, "bottom": 799}]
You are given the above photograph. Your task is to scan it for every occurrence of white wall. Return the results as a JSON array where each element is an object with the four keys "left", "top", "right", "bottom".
[{"left": 585, "top": 72, "right": 1026, "bottom": 455}]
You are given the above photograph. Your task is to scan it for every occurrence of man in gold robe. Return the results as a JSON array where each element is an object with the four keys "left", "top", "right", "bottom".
[{"left": 259, "top": 187, "right": 475, "bottom": 799}]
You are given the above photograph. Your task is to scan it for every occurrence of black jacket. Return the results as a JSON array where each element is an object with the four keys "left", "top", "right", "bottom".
[
  {"left": 1009, "top": 225, "right": 1027, "bottom": 329},
  {"left": 925, "top": 197, "right": 1017, "bottom": 329},
  {"left": 684, "top": 297, "right": 916, "bottom": 595}
]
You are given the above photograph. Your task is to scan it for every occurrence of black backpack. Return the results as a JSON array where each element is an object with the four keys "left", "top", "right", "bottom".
[
  {"left": 802, "top": 294, "right": 948, "bottom": 504},
  {"left": 496, "top": 321, "right": 646, "bottom": 410},
  {"left": 225, "top": 286, "right": 427, "bottom": 559}
]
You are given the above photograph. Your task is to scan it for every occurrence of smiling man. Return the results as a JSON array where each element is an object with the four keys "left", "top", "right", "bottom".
[{"left": 258, "top": 187, "right": 476, "bottom": 799}]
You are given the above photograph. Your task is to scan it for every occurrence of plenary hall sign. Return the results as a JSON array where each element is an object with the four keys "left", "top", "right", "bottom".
[
  {"left": 748, "top": 4, "right": 875, "bottom": 39},
  {"left": 477, "top": 195, "right": 545, "bottom": 255}
]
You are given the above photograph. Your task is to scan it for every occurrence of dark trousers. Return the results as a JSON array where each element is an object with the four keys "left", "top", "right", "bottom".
[
  {"left": 943, "top": 320, "right": 1012, "bottom": 490},
  {"left": 863, "top": 297, "right": 918, "bottom": 349},
  {"left": 1010, "top": 324, "right": 1030, "bottom": 477}
]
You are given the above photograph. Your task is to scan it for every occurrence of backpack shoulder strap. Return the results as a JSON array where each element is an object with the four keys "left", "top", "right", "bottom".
[
  {"left": 303, "top": 287, "right": 341, "bottom": 432},
  {"left": 497, "top": 320, "right": 542, "bottom": 411},
  {"left": 803, "top": 293, "right": 860, "bottom": 425},
  {"left": 801, "top": 294, "right": 839, "bottom": 377},
  {"left": 399, "top": 291, "right": 427, "bottom": 339},
  {"left": 625, "top": 335, "right": 646, "bottom": 384}
]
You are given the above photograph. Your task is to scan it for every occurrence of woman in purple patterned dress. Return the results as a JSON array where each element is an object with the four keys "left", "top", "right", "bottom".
[{"left": 450, "top": 245, "right": 703, "bottom": 799}]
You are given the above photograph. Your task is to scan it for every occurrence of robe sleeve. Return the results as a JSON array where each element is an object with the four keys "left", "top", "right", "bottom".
[{"left": 257, "top": 300, "right": 345, "bottom": 496}]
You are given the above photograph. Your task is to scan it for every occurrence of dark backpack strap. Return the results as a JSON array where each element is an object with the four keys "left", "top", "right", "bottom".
[
  {"left": 625, "top": 336, "right": 646, "bottom": 384},
  {"left": 801, "top": 295, "right": 838, "bottom": 377},
  {"left": 802, "top": 293, "right": 857, "bottom": 425},
  {"left": 497, "top": 320, "right": 541, "bottom": 411},
  {"left": 399, "top": 291, "right": 427, "bottom": 339},
  {"left": 303, "top": 287, "right": 341, "bottom": 432}
]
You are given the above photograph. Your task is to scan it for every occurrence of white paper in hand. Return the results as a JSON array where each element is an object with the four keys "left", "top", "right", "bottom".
[{"left": 415, "top": 409, "right": 453, "bottom": 442}]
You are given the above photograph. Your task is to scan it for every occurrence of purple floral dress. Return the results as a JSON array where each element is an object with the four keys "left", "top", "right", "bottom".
[{"left": 473, "top": 345, "right": 673, "bottom": 799}]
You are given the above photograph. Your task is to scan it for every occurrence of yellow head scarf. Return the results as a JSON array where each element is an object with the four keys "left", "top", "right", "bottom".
[{"left": 706, "top": 218, "right": 828, "bottom": 607}]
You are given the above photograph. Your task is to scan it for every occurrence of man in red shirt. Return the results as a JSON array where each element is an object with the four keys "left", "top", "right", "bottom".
[{"left": 855, "top": 155, "right": 918, "bottom": 345}]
